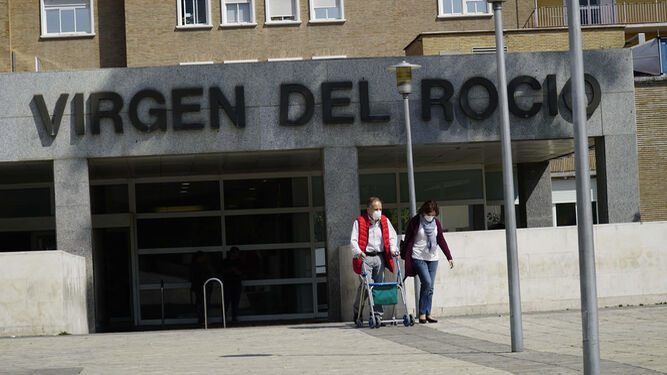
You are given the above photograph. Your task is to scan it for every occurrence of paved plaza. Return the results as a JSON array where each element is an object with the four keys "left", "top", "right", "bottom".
[{"left": 1, "top": 305, "right": 666, "bottom": 374}]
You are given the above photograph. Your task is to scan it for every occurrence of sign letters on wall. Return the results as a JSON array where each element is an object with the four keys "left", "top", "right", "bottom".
[{"left": 32, "top": 74, "right": 601, "bottom": 138}]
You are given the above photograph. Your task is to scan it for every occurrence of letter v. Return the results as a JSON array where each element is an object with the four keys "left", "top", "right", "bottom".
[{"left": 33, "top": 94, "right": 69, "bottom": 137}]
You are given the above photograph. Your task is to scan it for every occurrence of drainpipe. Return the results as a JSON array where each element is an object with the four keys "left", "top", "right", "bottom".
[{"left": 8, "top": 0, "right": 13, "bottom": 72}]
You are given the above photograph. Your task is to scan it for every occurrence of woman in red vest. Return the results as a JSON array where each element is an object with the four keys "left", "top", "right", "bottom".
[
  {"left": 350, "top": 197, "right": 399, "bottom": 322},
  {"left": 403, "top": 200, "right": 454, "bottom": 324}
]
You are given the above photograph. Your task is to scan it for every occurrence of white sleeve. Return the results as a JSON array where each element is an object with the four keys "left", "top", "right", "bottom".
[
  {"left": 386, "top": 218, "right": 399, "bottom": 252},
  {"left": 350, "top": 220, "right": 362, "bottom": 256}
]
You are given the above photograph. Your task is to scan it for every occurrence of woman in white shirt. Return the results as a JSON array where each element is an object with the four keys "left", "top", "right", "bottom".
[{"left": 402, "top": 200, "right": 454, "bottom": 324}]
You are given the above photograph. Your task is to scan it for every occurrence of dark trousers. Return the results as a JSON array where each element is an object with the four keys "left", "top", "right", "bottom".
[{"left": 224, "top": 281, "right": 242, "bottom": 321}]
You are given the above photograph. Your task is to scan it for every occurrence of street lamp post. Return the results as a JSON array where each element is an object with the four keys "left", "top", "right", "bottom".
[
  {"left": 487, "top": 0, "right": 524, "bottom": 353},
  {"left": 387, "top": 61, "right": 421, "bottom": 315}
]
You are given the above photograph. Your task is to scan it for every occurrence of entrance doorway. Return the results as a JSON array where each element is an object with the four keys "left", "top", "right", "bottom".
[
  {"left": 89, "top": 151, "right": 326, "bottom": 329},
  {"left": 93, "top": 227, "right": 132, "bottom": 332}
]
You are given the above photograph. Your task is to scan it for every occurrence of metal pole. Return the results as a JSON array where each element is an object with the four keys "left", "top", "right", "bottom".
[
  {"left": 489, "top": 0, "right": 523, "bottom": 353},
  {"left": 403, "top": 94, "right": 420, "bottom": 315},
  {"left": 566, "top": 0, "right": 601, "bottom": 372},
  {"left": 160, "top": 280, "right": 165, "bottom": 328},
  {"left": 403, "top": 95, "right": 417, "bottom": 217}
]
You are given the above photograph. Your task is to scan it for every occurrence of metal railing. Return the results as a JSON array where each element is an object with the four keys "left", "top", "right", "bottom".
[
  {"left": 203, "top": 277, "right": 226, "bottom": 329},
  {"left": 524, "top": 1, "right": 667, "bottom": 28}
]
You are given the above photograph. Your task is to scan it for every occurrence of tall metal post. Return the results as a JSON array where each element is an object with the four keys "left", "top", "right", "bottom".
[
  {"left": 566, "top": 0, "right": 601, "bottom": 372},
  {"left": 387, "top": 61, "right": 421, "bottom": 316},
  {"left": 403, "top": 94, "right": 417, "bottom": 218},
  {"left": 488, "top": 0, "right": 523, "bottom": 353},
  {"left": 403, "top": 93, "right": 420, "bottom": 315}
]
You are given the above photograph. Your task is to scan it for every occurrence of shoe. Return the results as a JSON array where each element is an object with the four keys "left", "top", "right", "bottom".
[
  {"left": 426, "top": 316, "right": 438, "bottom": 323},
  {"left": 418, "top": 318, "right": 427, "bottom": 324}
]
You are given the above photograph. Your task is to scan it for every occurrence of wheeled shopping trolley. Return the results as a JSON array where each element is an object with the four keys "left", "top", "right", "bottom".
[{"left": 355, "top": 254, "right": 414, "bottom": 328}]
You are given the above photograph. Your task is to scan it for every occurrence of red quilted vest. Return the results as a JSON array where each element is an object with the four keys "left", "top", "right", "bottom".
[{"left": 353, "top": 214, "right": 395, "bottom": 274}]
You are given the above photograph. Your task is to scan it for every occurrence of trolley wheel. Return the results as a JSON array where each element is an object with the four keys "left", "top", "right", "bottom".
[
  {"left": 375, "top": 317, "right": 381, "bottom": 329},
  {"left": 409, "top": 314, "right": 415, "bottom": 326},
  {"left": 403, "top": 314, "right": 409, "bottom": 327},
  {"left": 368, "top": 316, "right": 375, "bottom": 329}
]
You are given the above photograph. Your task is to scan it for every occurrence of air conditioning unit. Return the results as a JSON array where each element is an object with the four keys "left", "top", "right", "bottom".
[{"left": 631, "top": 37, "right": 667, "bottom": 76}]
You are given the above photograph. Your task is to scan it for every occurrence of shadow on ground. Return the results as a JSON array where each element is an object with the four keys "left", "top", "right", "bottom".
[{"left": 363, "top": 325, "right": 665, "bottom": 375}]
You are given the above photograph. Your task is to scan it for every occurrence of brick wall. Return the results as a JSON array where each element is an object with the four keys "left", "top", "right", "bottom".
[
  {"left": 0, "top": 0, "right": 9, "bottom": 73},
  {"left": 417, "top": 27, "right": 625, "bottom": 55},
  {"left": 634, "top": 78, "right": 667, "bottom": 222},
  {"left": 8, "top": 0, "right": 125, "bottom": 72},
  {"left": 123, "top": 0, "right": 528, "bottom": 67}
]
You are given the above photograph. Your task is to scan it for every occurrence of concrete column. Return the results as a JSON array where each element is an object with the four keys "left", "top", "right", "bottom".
[
  {"left": 54, "top": 158, "right": 94, "bottom": 332},
  {"left": 595, "top": 135, "right": 641, "bottom": 223},
  {"left": 517, "top": 161, "right": 553, "bottom": 228},
  {"left": 323, "top": 147, "right": 360, "bottom": 322}
]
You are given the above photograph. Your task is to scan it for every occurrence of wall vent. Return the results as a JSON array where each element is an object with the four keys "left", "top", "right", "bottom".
[{"left": 472, "top": 46, "right": 508, "bottom": 54}]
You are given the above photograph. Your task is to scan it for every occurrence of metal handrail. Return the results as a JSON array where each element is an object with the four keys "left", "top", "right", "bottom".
[{"left": 203, "top": 277, "right": 226, "bottom": 329}]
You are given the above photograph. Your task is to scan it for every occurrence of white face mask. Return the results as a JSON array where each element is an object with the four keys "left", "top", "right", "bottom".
[
  {"left": 372, "top": 210, "right": 382, "bottom": 221},
  {"left": 424, "top": 215, "right": 435, "bottom": 223}
]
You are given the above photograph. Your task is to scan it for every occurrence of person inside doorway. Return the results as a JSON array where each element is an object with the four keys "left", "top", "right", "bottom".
[
  {"left": 402, "top": 200, "right": 454, "bottom": 324},
  {"left": 190, "top": 251, "right": 215, "bottom": 325},
  {"left": 350, "top": 196, "right": 399, "bottom": 323},
  {"left": 222, "top": 247, "right": 243, "bottom": 323}
]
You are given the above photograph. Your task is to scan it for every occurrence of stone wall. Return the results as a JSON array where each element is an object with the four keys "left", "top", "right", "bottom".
[
  {"left": 339, "top": 221, "right": 667, "bottom": 320},
  {"left": 0, "top": 251, "right": 88, "bottom": 337}
]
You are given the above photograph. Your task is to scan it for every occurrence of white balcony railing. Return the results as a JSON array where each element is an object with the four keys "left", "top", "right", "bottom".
[{"left": 524, "top": 1, "right": 667, "bottom": 28}]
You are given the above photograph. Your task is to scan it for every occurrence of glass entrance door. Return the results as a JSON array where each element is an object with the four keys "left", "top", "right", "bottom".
[{"left": 131, "top": 175, "right": 326, "bottom": 326}]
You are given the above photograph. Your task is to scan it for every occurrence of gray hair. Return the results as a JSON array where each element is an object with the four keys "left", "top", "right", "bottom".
[{"left": 366, "top": 196, "right": 382, "bottom": 208}]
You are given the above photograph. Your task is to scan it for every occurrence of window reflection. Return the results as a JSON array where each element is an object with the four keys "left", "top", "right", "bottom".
[
  {"left": 224, "top": 177, "right": 308, "bottom": 209},
  {"left": 136, "top": 181, "right": 220, "bottom": 213},
  {"left": 138, "top": 217, "right": 222, "bottom": 248},
  {"left": 241, "top": 284, "right": 313, "bottom": 315},
  {"left": 0, "top": 188, "right": 52, "bottom": 218},
  {"left": 225, "top": 213, "right": 309, "bottom": 245}
]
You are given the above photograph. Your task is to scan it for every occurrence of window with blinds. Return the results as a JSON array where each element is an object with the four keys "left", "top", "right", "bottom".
[{"left": 267, "top": 0, "right": 299, "bottom": 21}]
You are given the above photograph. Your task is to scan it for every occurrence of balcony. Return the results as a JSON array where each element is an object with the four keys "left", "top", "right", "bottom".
[{"left": 524, "top": 1, "right": 667, "bottom": 28}]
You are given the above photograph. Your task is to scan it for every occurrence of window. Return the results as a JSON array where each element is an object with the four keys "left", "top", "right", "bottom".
[
  {"left": 177, "top": 0, "right": 211, "bottom": 27},
  {"left": 40, "top": 0, "right": 94, "bottom": 37},
  {"left": 309, "top": 0, "right": 344, "bottom": 21},
  {"left": 266, "top": 0, "right": 300, "bottom": 23},
  {"left": 222, "top": 0, "right": 255, "bottom": 25},
  {"left": 438, "top": 0, "right": 490, "bottom": 17}
]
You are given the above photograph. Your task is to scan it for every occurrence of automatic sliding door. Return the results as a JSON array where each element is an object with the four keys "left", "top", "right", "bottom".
[
  {"left": 135, "top": 180, "right": 223, "bottom": 325},
  {"left": 223, "top": 177, "right": 326, "bottom": 321}
]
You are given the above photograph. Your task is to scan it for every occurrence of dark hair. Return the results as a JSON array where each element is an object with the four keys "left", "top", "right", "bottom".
[
  {"left": 418, "top": 200, "right": 439, "bottom": 216},
  {"left": 366, "top": 196, "right": 382, "bottom": 208}
]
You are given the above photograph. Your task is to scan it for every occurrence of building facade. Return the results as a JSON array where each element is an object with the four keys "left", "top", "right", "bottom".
[
  {"left": 0, "top": 0, "right": 659, "bottom": 332},
  {"left": 0, "top": 49, "right": 640, "bottom": 330}
]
